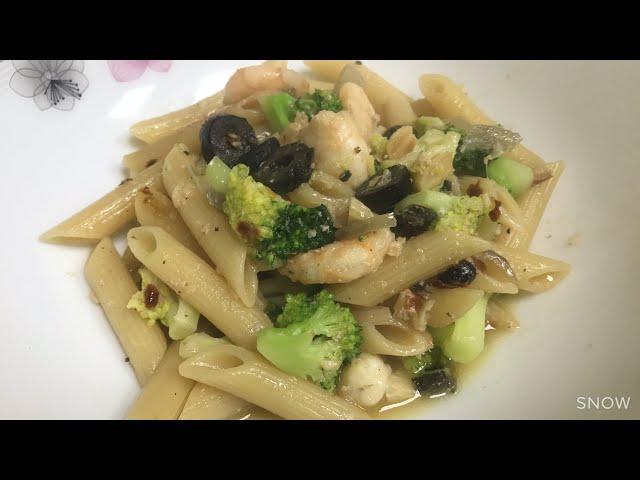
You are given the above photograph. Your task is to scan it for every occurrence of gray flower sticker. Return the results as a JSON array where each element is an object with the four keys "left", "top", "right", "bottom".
[{"left": 10, "top": 60, "right": 89, "bottom": 111}]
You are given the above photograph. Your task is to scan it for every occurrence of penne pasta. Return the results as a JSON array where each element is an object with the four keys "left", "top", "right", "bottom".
[
  {"left": 426, "top": 288, "right": 485, "bottom": 327},
  {"left": 491, "top": 244, "right": 571, "bottom": 293},
  {"left": 496, "top": 162, "right": 565, "bottom": 250},
  {"left": 303, "top": 60, "right": 356, "bottom": 82},
  {"left": 288, "top": 183, "right": 350, "bottom": 227},
  {"left": 178, "top": 343, "right": 370, "bottom": 419},
  {"left": 41, "top": 161, "right": 164, "bottom": 244},
  {"left": 162, "top": 145, "right": 259, "bottom": 307},
  {"left": 352, "top": 306, "right": 433, "bottom": 356},
  {"left": 468, "top": 268, "right": 519, "bottom": 294},
  {"left": 123, "top": 121, "right": 202, "bottom": 178},
  {"left": 308, "top": 170, "right": 354, "bottom": 198},
  {"left": 411, "top": 97, "right": 438, "bottom": 117},
  {"left": 126, "top": 342, "right": 195, "bottom": 420},
  {"left": 418, "top": 74, "right": 546, "bottom": 169},
  {"left": 349, "top": 63, "right": 413, "bottom": 115},
  {"left": 382, "top": 91, "right": 418, "bottom": 128},
  {"left": 486, "top": 297, "right": 519, "bottom": 330},
  {"left": 329, "top": 230, "right": 492, "bottom": 306},
  {"left": 458, "top": 176, "right": 527, "bottom": 240},
  {"left": 179, "top": 383, "right": 252, "bottom": 420},
  {"left": 84, "top": 237, "right": 167, "bottom": 385},
  {"left": 127, "top": 226, "right": 271, "bottom": 349},
  {"left": 307, "top": 79, "right": 335, "bottom": 91},
  {"left": 134, "top": 186, "right": 208, "bottom": 260},
  {"left": 130, "top": 90, "right": 224, "bottom": 144},
  {"left": 122, "top": 246, "right": 142, "bottom": 286}
]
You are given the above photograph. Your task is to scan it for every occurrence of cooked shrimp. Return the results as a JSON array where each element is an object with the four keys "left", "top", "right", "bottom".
[
  {"left": 339, "top": 353, "right": 392, "bottom": 408},
  {"left": 300, "top": 110, "right": 373, "bottom": 189},
  {"left": 339, "top": 82, "right": 379, "bottom": 141},
  {"left": 223, "top": 64, "right": 310, "bottom": 105},
  {"left": 279, "top": 228, "right": 394, "bottom": 284}
]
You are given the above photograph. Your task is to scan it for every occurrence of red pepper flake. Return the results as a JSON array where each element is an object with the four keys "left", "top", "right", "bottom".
[
  {"left": 144, "top": 284, "right": 160, "bottom": 309},
  {"left": 489, "top": 200, "right": 502, "bottom": 221},
  {"left": 467, "top": 181, "right": 483, "bottom": 197},
  {"left": 141, "top": 186, "right": 152, "bottom": 195}
]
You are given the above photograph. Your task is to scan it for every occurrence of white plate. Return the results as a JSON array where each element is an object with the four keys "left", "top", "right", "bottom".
[{"left": 1, "top": 60, "right": 638, "bottom": 419}]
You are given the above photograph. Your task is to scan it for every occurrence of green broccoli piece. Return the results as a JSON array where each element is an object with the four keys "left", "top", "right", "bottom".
[
  {"left": 402, "top": 346, "right": 450, "bottom": 378},
  {"left": 223, "top": 164, "right": 336, "bottom": 267},
  {"left": 295, "top": 89, "right": 343, "bottom": 119},
  {"left": 453, "top": 146, "right": 491, "bottom": 177},
  {"left": 395, "top": 190, "right": 491, "bottom": 235},
  {"left": 430, "top": 295, "right": 489, "bottom": 364},
  {"left": 127, "top": 268, "right": 199, "bottom": 340},
  {"left": 264, "top": 298, "right": 284, "bottom": 322},
  {"left": 370, "top": 133, "right": 388, "bottom": 158},
  {"left": 383, "top": 128, "right": 461, "bottom": 191},
  {"left": 256, "top": 290, "right": 362, "bottom": 390},
  {"left": 486, "top": 156, "right": 533, "bottom": 197},
  {"left": 413, "top": 116, "right": 447, "bottom": 138},
  {"left": 437, "top": 194, "right": 491, "bottom": 235}
]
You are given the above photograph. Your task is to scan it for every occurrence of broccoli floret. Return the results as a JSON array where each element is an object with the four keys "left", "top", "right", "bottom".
[
  {"left": 413, "top": 116, "right": 447, "bottom": 138},
  {"left": 264, "top": 298, "right": 284, "bottom": 322},
  {"left": 453, "top": 146, "right": 491, "bottom": 177},
  {"left": 451, "top": 123, "right": 522, "bottom": 177},
  {"left": 403, "top": 346, "right": 450, "bottom": 378},
  {"left": 223, "top": 164, "right": 336, "bottom": 267},
  {"left": 127, "top": 268, "right": 199, "bottom": 340},
  {"left": 383, "top": 128, "right": 461, "bottom": 191},
  {"left": 295, "top": 89, "right": 343, "bottom": 119},
  {"left": 395, "top": 190, "right": 491, "bottom": 235},
  {"left": 436, "top": 194, "right": 490, "bottom": 235},
  {"left": 127, "top": 268, "right": 174, "bottom": 324},
  {"left": 370, "top": 133, "right": 388, "bottom": 157},
  {"left": 256, "top": 290, "right": 362, "bottom": 390}
]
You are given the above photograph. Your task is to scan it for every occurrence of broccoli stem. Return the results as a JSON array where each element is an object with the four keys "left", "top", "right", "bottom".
[
  {"left": 487, "top": 156, "right": 534, "bottom": 198},
  {"left": 430, "top": 295, "right": 489, "bottom": 364},
  {"left": 260, "top": 92, "right": 297, "bottom": 132},
  {"left": 395, "top": 190, "right": 454, "bottom": 217},
  {"left": 205, "top": 156, "right": 231, "bottom": 194}
]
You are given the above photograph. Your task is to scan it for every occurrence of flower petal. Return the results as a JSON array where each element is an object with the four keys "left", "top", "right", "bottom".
[
  {"left": 107, "top": 60, "right": 148, "bottom": 82},
  {"left": 16, "top": 68, "right": 42, "bottom": 78},
  {"left": 32, "top": 60, "right": 49, "bottom": 71},
  {"left": 59, "top": 69, "right": 90, "bottom": 95},
  {"left": 9, "top": 71, "right": 43, "bottom": 97},
  {"left": 147, "top": 60, "right": 172, "bottom": 72},
  {"left": 52, "top": 94, "right": 75, "bottom": 111},
  {"left": 70, "top": 60, "right": 85, "bottom": 73},
  {"left": 33, "top": 87, "right": 53, "bottom": 111},
  {"left": 12, "top": 60, "right": 41, "bottom": 72},
  {"left": 53, "top": 60, "right": 72, "bottom": 72}
]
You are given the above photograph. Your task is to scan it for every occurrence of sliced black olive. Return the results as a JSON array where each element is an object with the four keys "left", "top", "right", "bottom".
[
  {"left": 200, "top": 115, "right": 257, "bottom": 165},
  {"left": 355, "top": 164, "right": 412, "bottom": 214},
  {"left": 432, "top": 259, "right": 477, "bottom": 288},
  {"left": 252, "top": 142, "right": 314, "bottom": 194},
  {"left": 383, "top": 125, "right": 404, "bottom": 139},
  {"left": 413, "top": 368, "right": 456, "bottom": 396},
  {"left": 239, "top": 137, "right": 280, "bottom": 174},
  {"left": 393, "top": 205, "right": 438, "bottom": 239}
]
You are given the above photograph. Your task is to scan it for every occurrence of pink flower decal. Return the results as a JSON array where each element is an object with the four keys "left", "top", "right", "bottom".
[{"left": 107, "top": 60, "right": 173, "bottom": 82}]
